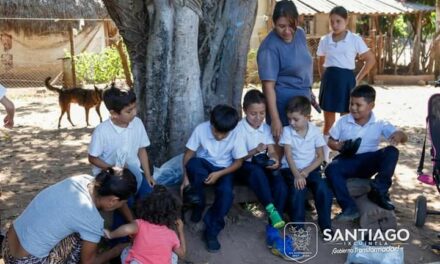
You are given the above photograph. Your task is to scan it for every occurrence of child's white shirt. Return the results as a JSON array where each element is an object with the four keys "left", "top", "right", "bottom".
[
  {"left": 329, "top": 112, "right": 396, "bottom": 155},
  {"left": 88, "top": 117, "right": 150, "bottom": 189},
  {"left": 186, "top": 121, "right": 247, "bottom": 168},
  {"left": 236, "top": 118, "right": 275, "bottom": 162},
  {"left": 279, "top": 122, "right": 326, "bottom": 170},
  {"left": 317, "top": 30, "right": 369, "bottom": 70}
]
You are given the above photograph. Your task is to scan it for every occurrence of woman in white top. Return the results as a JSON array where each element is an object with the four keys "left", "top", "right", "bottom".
[{"left": 317, "top": 6, "right": 375, "bottom": 161}]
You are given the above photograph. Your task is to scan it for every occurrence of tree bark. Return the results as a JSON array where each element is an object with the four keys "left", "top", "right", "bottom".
[
  {"left": 103, "top": 0, "right": 257, "bottom": 165},
  {"left": 168, "top": 2, "right": 204, "bottom": 157},
  {"left": 409, "top": 13, "right": 422, "bottom": 75},
  {"left": 199, "top": 0, "right": 258, "bottom": 116}
]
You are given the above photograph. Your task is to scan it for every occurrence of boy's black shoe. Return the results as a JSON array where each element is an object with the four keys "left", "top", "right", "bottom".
[
  {"left": 367, "top": 190, "right": 395, "bottom": 210},
  {"left": 190, "top": 207, "right": 203, "bottom": 223},
  {"left": 204, "top": 233, "right": 221, "bottom": 253}
]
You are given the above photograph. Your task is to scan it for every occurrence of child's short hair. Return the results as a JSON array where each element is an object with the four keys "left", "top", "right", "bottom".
[
  {"left": 330, "top": 6, "right": 348, "bottom": 20},
  {"left": 103, "top": 84, "right": 136, "bottom": 113},
  {"left": 285, "top": 96, "right": 311, "bottom": 116},
  {"left": 243, "top": 89, "right": 266, "bottom": 110},
  {"left": 210, "top": 104, "right": 239, "bottom": 133},
  {"left": 137, "top": 185, "right": 180, "bottom": 229},
  {"left": 350, "top": 84, "right": 376, "bottom": 103}
]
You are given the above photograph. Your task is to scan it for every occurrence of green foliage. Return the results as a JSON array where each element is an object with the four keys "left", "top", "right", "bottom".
[
  {"left": 73, "top": 46, "right": 131, "bottom": 84},
  {"left": 421, "top": 12, "right": 436, "bottom": 38},
  {"left": 393, "top": 15, "right": 409, "bottom": 38},
  {"left": 245, "top": 49, "right": 259, "bottom": 85}
]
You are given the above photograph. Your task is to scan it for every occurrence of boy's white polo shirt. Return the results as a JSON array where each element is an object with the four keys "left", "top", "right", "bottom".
[
  {"left": 236, "top": 118, "right": 275, "bottom": 162},
  {"left": 88, "top": 117, "right": 150, "bottom": 184},
  {"left": 186, "top": 121, "right": 248, "bottom": 168},
  {"left": 279, "top": 122, "right": 326, "bottom": 170},
  {"left": 0, "top": 84, "right": 6, "bottom": 100},
  {"left": 316, "top": 30, "right": 369, "bottom": 70},
  {"left": 329, "top": 112, "right": 396, "bottom": 155}
]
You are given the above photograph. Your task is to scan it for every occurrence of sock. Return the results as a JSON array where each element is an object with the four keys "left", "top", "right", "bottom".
[{"left": 266, "top": 203, "right": 285, "bottom": 229}]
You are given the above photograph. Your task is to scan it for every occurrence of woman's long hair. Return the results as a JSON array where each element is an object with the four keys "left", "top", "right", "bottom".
[{"left": 94, "top": 168, "right": 137, "bottom": 200}]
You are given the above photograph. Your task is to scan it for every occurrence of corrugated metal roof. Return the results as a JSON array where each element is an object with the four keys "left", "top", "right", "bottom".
[
  {"left": 295, "top": 0, "right": 335, "bottom": 14},
  {"left": 289, "top": 0, "right": 434, "bottom": 15},
  {"left": 377, "top": 0, "right": 435, "bottom": 13},
  {"left": 292, "top": 0, "right": 318, "bottom": 15}
]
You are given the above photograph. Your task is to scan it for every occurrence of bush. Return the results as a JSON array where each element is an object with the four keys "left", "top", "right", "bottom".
[{"left": 73, "top": 45, "right": 131, "bottom": 84}]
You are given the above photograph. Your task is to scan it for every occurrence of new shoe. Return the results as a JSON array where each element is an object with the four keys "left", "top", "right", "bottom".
[
  {"left": 367, "top": 189, "right": 395, "bottom": 210},
  {"left": 271, "top": 235, "right": 304, "bottom": 261},
  {"left": 204, "top": 232, "right": 221, "bottom": 253},
  {"left": 190, "top": 207, "right": 203, "bottom": 223},
  {"left": 266, "top": 224, "right": 281, "bottom": 248}
]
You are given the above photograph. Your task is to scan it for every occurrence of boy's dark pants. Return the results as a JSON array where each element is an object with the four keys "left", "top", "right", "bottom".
[
  {"left": 281, "top": 168, "right": 332, "bottom": 230},
  {"left": 186, "top": 157, "right": 234, "bottom": 238},
  {"left": 235, "top": 161, "right": 287, "bottom": 213},
  {"left": 325, "top": 146, "right": 399, "bottom": 212}
]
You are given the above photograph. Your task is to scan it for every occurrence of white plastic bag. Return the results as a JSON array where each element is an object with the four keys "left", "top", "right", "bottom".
[{"left": 345, "top": 241, "right": 404, "bottom": 264}]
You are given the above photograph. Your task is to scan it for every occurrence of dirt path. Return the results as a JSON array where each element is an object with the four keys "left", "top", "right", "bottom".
[{"left": 1, "top": 85, "right": 439, "bottom": 263}]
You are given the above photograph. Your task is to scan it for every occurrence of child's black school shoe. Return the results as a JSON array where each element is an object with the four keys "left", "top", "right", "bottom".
[
  {"left": 204, "top": 233, "right": 221, "bottom": 253},
  {"left": 367, "top": 189, "right": 395, "bottom": 210},
  {"left": 190, "top": 207, "right": 203, "bottom": 223}
]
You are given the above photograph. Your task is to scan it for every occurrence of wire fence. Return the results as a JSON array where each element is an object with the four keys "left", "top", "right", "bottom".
[
  {"left": 0, "top": 19, "right": 110, "bottom": 89},
  {"left": 0, "top": 61, "right": 64, "bottom": 88}
]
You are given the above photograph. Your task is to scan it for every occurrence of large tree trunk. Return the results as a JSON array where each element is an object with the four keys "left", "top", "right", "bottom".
[
  {"left": 199, "top": 1, "right": 258, "bottom": 116},
  {"left": 103, "top": 0, "right": 257, "bottom": 165}
]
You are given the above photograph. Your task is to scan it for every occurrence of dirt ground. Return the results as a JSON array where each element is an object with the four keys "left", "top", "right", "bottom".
[{"left": 1, "top": 85, "right": 440, "bottom": 264}]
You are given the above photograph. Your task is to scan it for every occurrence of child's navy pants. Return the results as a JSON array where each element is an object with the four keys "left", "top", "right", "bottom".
[
  {"left": 325, "top": 146, "right": 399, "bottom": 212},
  {"left": 186, "top": 157, "right": 234, "bottom": 238},
  {"left": 281, "top": 168, "right": 332, "bottom": 230},
  {"left": 236, "top": 161, "right": 286, "bottom": 213}
]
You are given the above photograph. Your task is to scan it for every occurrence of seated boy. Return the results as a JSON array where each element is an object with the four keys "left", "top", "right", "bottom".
[
  {"left": 279, "top": 96, "right": 332, "bottom": 234},
  {"left": 88, "top": 85, "right": 155, "bottom": 228},
  {"left": 181, "top": 104, "right": 247, "bottom": 253},
  {"left": 235, "top": 90, "right": 285, "bottom": 229},
  {"left": 325, "top": 85, "right": 407, "bottom": 221}
]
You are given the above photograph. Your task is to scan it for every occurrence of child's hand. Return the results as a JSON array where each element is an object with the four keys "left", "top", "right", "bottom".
[
  {"left": 3, "top": 114, "right": 13, "bottom": 128},
  {"left": 389, "top": 131, "right": 407, "bottom": 146},
  {"left": 299, "top": 170, "right": 309, "bottom": 178},
  {"left": 256, "top": 143, "right": 267, "bottom": 153},
  {"left": 205, "top": 171, "right": 222, "bottom": 185},
  {"left": 176, "top": 219, "right": 184, "bottom": 232},
  {"left": 146, "top": 176, "right": 156, "bottom": 187},
  {"left": 266, "top": 158, "right": 279, "bottom": 170},
  {"left": 103, "top": 229, "right": 112, "bottom": 239},
  {"left": 294, "top": 176, "right": 306, "bottom": 190}
]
